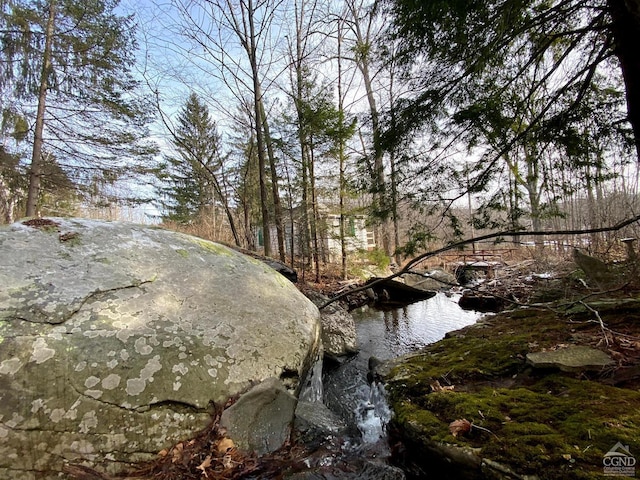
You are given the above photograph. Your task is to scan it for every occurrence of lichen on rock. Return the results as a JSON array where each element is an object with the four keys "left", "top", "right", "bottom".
[{"left": 0, "top": 218, "right": 322, "bottom": 479}]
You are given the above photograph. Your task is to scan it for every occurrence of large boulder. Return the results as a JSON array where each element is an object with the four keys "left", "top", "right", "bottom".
[{"left": 0, "top": 218, "right": 321, "bottom": 479}]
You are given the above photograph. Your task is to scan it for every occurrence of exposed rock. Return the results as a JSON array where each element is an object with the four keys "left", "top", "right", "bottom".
[
  {"left": 304, "top": 290, "right": 358, "bottom": 359},
  {"left": 0, "top": 218, "right": 321, "bottom": 478},
  {"left": 526, "top": 346, "right": 615, "bottom": 372},
  {"left": 400, "top": 270, "right": 457, "bottom": 291},
  {"left": 365, "top": 277, "right": 436, "bottom": 304},
  {"left": 572, "top": 248, "right": 615, "bottom": 288},
  {"left": 220, "top": 377, "right": 297, "bottom": 456},
  {"left": 293, "top": 400, "right": 349, "bottom": 448},
  {"left": 263, "top": 259, "right": 298, "bottom": 283},
  {"left": 226, "top": 244, "right": 299, "bottom": 283},
  {"left": 459, "top": 293, "right": 504, "bottom": 313}
]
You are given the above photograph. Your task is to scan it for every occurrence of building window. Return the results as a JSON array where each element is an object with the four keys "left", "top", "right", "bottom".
[{"left": 348, "top": 217, "right": 356, "bottom": 236}]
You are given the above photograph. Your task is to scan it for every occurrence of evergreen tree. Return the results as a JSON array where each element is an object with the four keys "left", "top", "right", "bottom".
[
  {"left": 0, "top": 0, "right": 156, "bottom": 216},
  {"left": 156, "top": 93, "right": 239, "bottom": 244},
  {"left": 378, "top": 0, "right": 638, "bottom": 246},
  {"left": 383, "top": 0, "right": 639, "bottom": 160}
]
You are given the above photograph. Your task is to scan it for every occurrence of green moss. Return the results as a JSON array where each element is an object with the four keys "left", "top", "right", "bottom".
[
  {"left": 175, "top": 249, "right": 189, "bottom": 258},
  {"left": 192, "top": 239, "right": 233, "bottom": 256},
  {"left": 385, "top": 307, "right": 640, "bottom": 480}
]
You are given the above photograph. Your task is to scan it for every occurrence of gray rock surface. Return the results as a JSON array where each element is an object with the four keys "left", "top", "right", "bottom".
[
  {"left": 572, "top": 248, "right": 615, "bottom": 288},
  {"left": 0, "top": 218, "right": 321, "bottom": 478},
  {"left": 220, "top": 377, "right": 297, "bottom": 456},
  {"left": 400, "top": 270, "right": 457, "bottom": 291},
  {"left": 304, "top": 290, "right": 357, "bottom": 359},
  {"left": 526, "top": 346, "right": 615, "bottom": 372},
  {"left": 294, "top": 400, "right": 349, "bottom": 448}
]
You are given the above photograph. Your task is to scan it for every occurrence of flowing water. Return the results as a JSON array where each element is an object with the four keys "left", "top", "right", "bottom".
[
  {"left": 322, "top": 293, "right": 482, "bottom": 445},
  {"left": 291, "top": 292, "right": 482, "bottom": 478}
]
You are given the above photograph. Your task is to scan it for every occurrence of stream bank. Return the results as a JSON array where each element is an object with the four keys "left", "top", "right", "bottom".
[{"left": 378, "top": 294, "right": 640, "bottom": 479}]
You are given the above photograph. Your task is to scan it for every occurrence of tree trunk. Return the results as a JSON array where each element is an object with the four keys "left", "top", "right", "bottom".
[
  {"left": 212, "top": 174, "right": 241, "bottom": 246},
  {"left": 309, "top": 141, "right": 320, "bottom": 282},
  {"left": 387, "top": 53, "right": 402, "bottom": 266},
  {"left": 300, "top": 145, "right": 311, "bottom": 275},
  {"left": 525, "top": 150, "right": 544, "bottom": 251},
  {"left": 346, "top": 0, "right": 390, "bottom": 256},
  {"left": 291, "top": 3, "right": 311, "bottom": 275},
  {"left": 608, "top": 0, "right": 640, "bottom": 160},
  {"left": 247, "top": 0, "right": 272, "bottom": 257},
  {"left": 361, "top": 58, "right": 390, "bottom": 255},
  {"left": 259, "top": 97, "right": 286, "bottom": 261},
  {"left": 26, "top": 0, "right": 56, "bottom": 217},
  {"left": 337, "top": 20, "right": 348, "bottom": 279}
]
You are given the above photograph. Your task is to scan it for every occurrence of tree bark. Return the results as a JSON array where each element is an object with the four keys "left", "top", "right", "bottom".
[
  {"left": 337, "top": 19, "right": 348, "bottom": 279},
  {"left": 346, "top": 0, "right": 390, "bottom": 255},
  {"left": 26, "top": 0, "right": 56, "bottom": 217},
  {"left": 259, "top": 98, "right": 286, "bottom": 261},
  {"left": 608, "top": 0, "right": 640, "bottom": 160},
  {"left": 246, "top": 0, "right": 272, "bottom": 257}
]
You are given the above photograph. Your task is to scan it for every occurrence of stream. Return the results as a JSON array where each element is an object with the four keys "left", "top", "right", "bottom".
[{"left": 296, "top": 292, "right": 483, "bottom": 479}]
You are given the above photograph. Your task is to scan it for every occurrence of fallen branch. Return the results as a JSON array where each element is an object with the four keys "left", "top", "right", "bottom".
[{"left": 319, "top": 213, "right": 640, "bottom": 310}]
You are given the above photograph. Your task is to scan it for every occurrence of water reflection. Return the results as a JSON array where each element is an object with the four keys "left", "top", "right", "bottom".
[
  {"left": 351, "top": 292, "right": 482, "bottom": 360},
  {"left": 323, "top": 293, "right": 482, "bottom": 442}
]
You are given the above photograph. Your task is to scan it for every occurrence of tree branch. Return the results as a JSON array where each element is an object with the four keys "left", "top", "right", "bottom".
[{"left": 318, "top": 213, "right": 640, "bottom": 309}]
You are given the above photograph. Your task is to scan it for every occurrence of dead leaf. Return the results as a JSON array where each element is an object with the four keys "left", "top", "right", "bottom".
[
  {"left": 449, "top": 418, "right": 472, "bottom": 437},
  {"left": 222, "top": 454, "right": 234, "bottom": 469},
  {"left": 197, "top": 455, "right": 212, "bottom": 477},
  {"left": 217, "top": 437, "right": 235, "bottom": 454},
  {"left": 158, "top": 449, "right": 169, "bottom": 457},
  {"left": 430, "top": 380, "right": 455, "bottom": 392},
  {"left": 171, "top": 443, "right": 184, "bottom": 463}
]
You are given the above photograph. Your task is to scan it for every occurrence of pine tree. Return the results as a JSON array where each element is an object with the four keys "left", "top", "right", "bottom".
[
  {"left": 0, "top": 0, "right": 156, "bottom": 216},
  {"left": 156, "top": 93, "right": 240, "bottom": 244}
]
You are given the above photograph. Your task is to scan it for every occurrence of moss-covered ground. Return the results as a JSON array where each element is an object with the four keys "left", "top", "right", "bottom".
[{"left": 384, "top": 296, "right": 640, "bottom": 479}]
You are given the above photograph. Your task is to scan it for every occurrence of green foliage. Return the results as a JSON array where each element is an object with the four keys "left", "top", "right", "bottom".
[
  {"left": 383, "top": 0, "right": 634, "bottom": 235},
  {"left": 396, "top": 223, "right": 436, "bottom": 258},
  {"left": 155, "top": 93, "right": 224, "bottom": 224},
  {"left": 0, "top": 0, "right": 157, "bottom": 210},
  {"left": 365, "top": 247, "right": 391, "bottom": 270}
]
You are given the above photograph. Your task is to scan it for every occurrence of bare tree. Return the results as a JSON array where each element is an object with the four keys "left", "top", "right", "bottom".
[
  {"left": 170, "top": 0, "right": 289, "bottom": 259},
  {"left": 343, "top": 0, "right": 391, "bottom": 256}
]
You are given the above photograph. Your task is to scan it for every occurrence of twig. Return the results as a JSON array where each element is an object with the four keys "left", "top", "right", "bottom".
[
  {"left": 472, "top": 422, "right": 500, "bottom": 440},
  {"left": 579, "top": 301, "right": 610, "bottom": 347}
]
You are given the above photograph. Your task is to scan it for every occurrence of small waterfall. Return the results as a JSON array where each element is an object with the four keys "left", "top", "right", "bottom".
[
  {"left": 290, "top": 294, "right": 481, "bottom": 479},
  {"left": 323, "top": 293, "right": 481, "bottom": 445},
  {"left": 299, "top": 352, "right": 324, "bottom": 403},
  {"left": 355, "top": 381, "right": 392, "bottom": 444}
]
